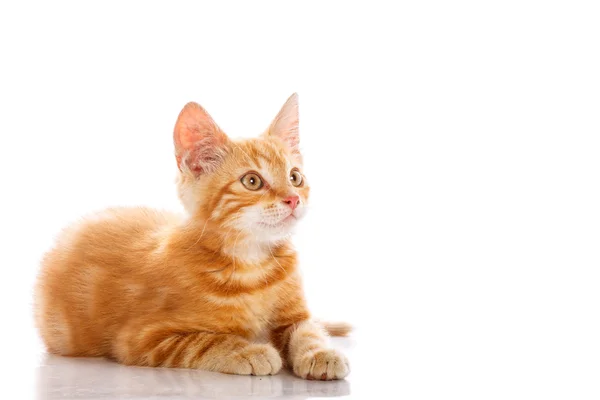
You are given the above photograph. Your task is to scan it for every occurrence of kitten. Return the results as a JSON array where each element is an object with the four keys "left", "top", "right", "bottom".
[{"left": 34, "top": 94, "right": 350, "bottom": 380}]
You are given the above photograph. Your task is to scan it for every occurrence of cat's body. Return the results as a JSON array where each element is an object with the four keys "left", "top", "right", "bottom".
[
  {"left": 36, "top": 206, "right": 304, "bottom": 360},
  {"left": 35, "top": 94, "right": 350, "bottom": 380}
]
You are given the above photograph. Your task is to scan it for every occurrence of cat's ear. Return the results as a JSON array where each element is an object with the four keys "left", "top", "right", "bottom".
[
  {"left": 267, "top": 93, "right": 300, "bottom": 154},
  {"left": 173, "top": 102, "right": 229, "bottom": 176}
]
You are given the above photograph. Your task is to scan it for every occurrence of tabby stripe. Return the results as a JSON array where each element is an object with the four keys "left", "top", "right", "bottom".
[
  {"left": 193, "top": 335, "right": 226, "bottom": 364},
  {"left": 209, "top": 180, "right": 237, "bottom": 213},
  {"left": 144, "top": 332, "right": 178, "bottom": 366},
  {"left": 166, "top": 333, "right": 197, "bottom": 367},
  {"left": 205, "top": 266, "right": 293, "bottom": 296}
]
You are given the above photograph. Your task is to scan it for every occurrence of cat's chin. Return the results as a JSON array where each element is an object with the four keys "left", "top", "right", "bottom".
[
  {"left": 257, "top": 214, "right": 296, "bottom": 229},
  {"left": 253, "top": 219, "right": 298, "bottom": 243}
]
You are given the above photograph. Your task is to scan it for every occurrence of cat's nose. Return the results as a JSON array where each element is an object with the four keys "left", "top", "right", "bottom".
[{"left": 282, "top": 195, "right": 300, "bottom": 210}]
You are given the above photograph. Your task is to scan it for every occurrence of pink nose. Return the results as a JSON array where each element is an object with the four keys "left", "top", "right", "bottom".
[{"left": 282, "top": 195, "right": 300, "bottom": 210}]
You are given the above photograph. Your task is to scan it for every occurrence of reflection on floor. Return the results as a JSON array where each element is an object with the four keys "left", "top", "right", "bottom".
[{"left": 36, "top": 338, "right": 353, "bottom": 400}]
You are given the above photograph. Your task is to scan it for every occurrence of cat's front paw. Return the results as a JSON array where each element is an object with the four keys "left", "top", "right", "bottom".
[
  {"left": 233, "top": 343, "right": 282, "bottom": 376},
  {"left": 293, "top": 349, "right": 349, "bottom": 380}
]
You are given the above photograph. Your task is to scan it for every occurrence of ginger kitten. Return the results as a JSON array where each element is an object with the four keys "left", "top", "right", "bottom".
[{"left": 34, "top": 94, "right": 350, "bottom": 380}]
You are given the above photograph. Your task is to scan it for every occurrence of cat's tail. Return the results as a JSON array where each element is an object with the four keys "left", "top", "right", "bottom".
[{"left": 319, "top": 321, "right": 352, "bottom": 337}]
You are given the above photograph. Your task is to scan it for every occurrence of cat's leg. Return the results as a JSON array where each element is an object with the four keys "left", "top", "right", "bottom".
[
  {"left": 113, "top": 323, "right": 282, "bottom": 375},
  {"left": 271, "top": 319, "right": 350, "bottom": 380}
]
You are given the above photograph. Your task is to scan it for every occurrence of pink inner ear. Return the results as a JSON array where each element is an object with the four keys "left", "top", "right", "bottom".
[
  {"left": 173, "top": 102, "right": 227, "bottom": 174},
  {"left": 272, "top": 119, "right": 300, "bottom": 154},
  {"left": 284, "top": 131, "right": 299, "bottom": 149},
  {"left": 269, "top": 93, "right": 300, "bottom": 153}
]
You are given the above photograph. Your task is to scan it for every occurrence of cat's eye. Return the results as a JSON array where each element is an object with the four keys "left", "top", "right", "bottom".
[
  {"left": 290, "top": 169, "right": 303, "bottom": 187},
  {"left": 241, "top": 172, "right": 264, "bottom": 191}
]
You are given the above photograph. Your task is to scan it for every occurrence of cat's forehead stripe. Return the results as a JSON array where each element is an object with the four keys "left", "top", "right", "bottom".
[{"left": 244, "top": 140, "right": 288, "bottom": 170}]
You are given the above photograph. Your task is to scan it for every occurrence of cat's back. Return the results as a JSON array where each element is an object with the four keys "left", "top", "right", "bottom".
[
  {"left": 35, "top": 207, "right": 182, "bottom": 355},
  {"left": 44, "top": 206, "right": 181, "bottom": 269}
]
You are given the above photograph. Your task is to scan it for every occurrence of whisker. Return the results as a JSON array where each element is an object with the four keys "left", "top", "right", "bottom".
[
  {"left": 232, "top": 143, "right": 254, "bottom": 166},
  {"left": 186, "top": 215, "right": 213, "bottom": 251},
  {"left": 232, "top": 228, "right": 245, "bottom": 253},
  {"left": 268, "top": 243, "right": 287, "bottom": 275},
  {"left": 219, "top": 211, "right": 242, "bottom": 245},
  {"left": 201, "top": 265, "right": 231, "bottom": 274},
  {"left": 223, "top": 257, "right": 237, "bottom": 288}
]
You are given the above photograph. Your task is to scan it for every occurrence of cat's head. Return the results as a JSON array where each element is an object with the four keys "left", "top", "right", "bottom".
[{"left": 173, "top": 94, "right": 309, "bottom": 246}]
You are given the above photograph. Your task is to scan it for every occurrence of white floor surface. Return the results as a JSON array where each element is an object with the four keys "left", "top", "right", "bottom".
[{"left": 18, "top": 337, "right": 357, "bottom": 400}]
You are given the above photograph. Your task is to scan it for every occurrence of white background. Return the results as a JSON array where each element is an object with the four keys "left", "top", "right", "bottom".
[{"left": 1, "top": 1, "right": 599, "bottom": 399}]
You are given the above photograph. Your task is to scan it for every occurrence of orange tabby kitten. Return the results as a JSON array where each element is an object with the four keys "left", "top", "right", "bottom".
[{"left": 34, "top": 94, "right": 350, "bottom": 380}]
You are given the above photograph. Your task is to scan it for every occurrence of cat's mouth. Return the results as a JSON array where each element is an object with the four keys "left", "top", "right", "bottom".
[
  {"left": 258, "top": 213, "right": 297, "bottom": 228},
  {"left": 283, "top": 213, "right": 297, "bottom": 223}
]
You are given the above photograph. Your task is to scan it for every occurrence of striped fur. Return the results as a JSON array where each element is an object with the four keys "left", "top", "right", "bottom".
[{"left": 34, "top": 94, "right": 350, "bottom": 380}]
